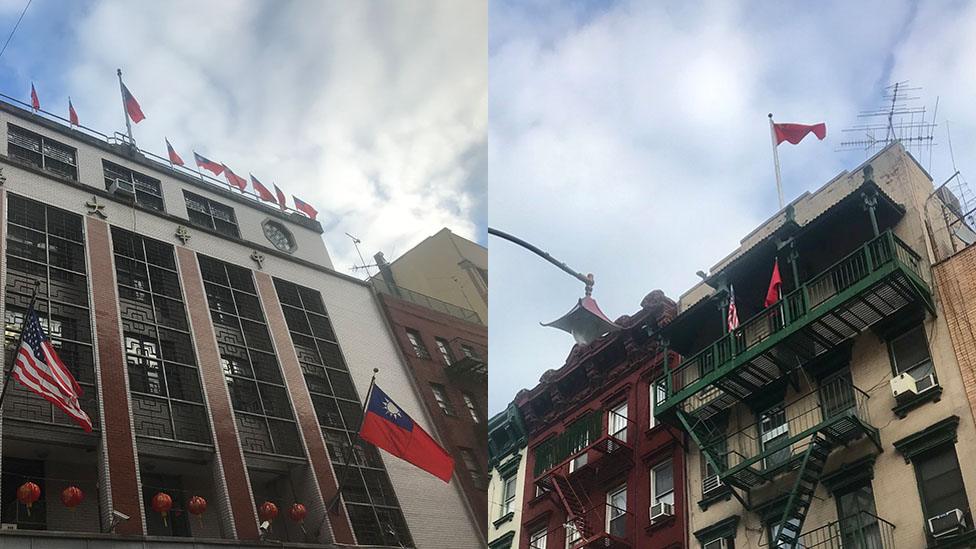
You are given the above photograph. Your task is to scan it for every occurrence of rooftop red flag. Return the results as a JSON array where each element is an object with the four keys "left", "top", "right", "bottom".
[
  {"left": 250, "top": 174, "right": 276, "bottom": 203},
  {"left": 68, "top": 98, "right": 78, "bottom": 125},
  {"left": 13, "top": 304, "right": 92, "bottom": 432},
  {"left": 166, "top": 139, "right": 184, "bottom": 166},
  {"left": 293, "top": 196, "right": 318, "bottom": 220},
  {"left": 193, "top": 152, "right": 224, "bottom": 176},
  {"left": 773, "top": 122, "right": 826, "bottom": 145},
  {"left": 121, "top": 83, "right": 145, "bottom": 123},
  {"left": 359, "top": 383, "right": 454, "bottom": 482},
  {"left": 274, "top": 183, "right": 287, "bottom": 210},
  {"left": 222, "top": 165, "right": 247, "bottom": 191},
  {"left": 30, "top": 83, "right": 39, "bottom": 110},
  {"left": 765, "top": 259, "right": 783, "bottom": 307}
]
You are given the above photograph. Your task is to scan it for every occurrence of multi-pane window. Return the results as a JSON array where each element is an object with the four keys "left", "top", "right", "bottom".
[
  {"left": 459, "top": 447, "right": 483, "bottom": 488},
  {"left": 650, "top": 380, "right": 666, "bottom": 429},
  {"left": 914, "top": 445, "right": 970, "bottom": 524},
  {"left": 103, "top": 160, "right": 164, "bottom": 212},
  {"left": 501, "top": 475, "right": 517, "bottom": 515},
  {"left": 460, "top": 343, "right": 478, "bottom": 358},
  {"left": 7, "top": 124, "right": 77, "bottom": 180},
  {"left": 430, "top": 383, "right": 455, "bottom": 416},
  {"left": 405, "top": 329, "right": 430, "bottom": 359},
  {"left": 565, "top": 521, "right": 581, "bottom": 547},
  {"left": 3, "top": 195, "right": 97, "bottom": 427},
  {"left": 113, "top": 228, "right": 209, "bottom": 444},
  {"left": 652, "top": 461, "right": 674, "bottom": 505},
  {"left": 889, "top": 324, "right": 937, "bottom": 391},
  {"left": 184, "top": 191, "right": 239, "bottom": 238},
  {"left": 273, "top": 277, "right": 412, "bottom": 547},
  {"left": 529, "top": 528, "right": 547, "bottom": 549},
  {"left": 606, "top": 485, "right": 627, "bottom": 537},
  {"left": 198, "top": 256, "right": 302, "bottom": 456},
  {"left": 435, "top": 337, "right": 453, "bottom": 365},
  {"left": 463, "top": 393, "right": 480, "bottom": 423},
  {"left": 609, "top": 401, "right": 628, "bottom": 440}
]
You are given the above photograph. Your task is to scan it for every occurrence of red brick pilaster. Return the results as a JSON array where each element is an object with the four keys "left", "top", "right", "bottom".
[
  {"left": 253, "top": 271, "right": 356, "bottom": 544},
  {"left": 176, "top": 246, "right": 260, "bottom": 539},
  {"left": 85, "top": 217, "right": 143, "bottom": 535}
]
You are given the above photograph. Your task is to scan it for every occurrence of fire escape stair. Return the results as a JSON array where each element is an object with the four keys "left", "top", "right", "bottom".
[
  {"left": 551, "top": 473, "right": 594, "bottom": 540},
  {"left": 771, "top": 434, "right": 833, "bottom": 548}
]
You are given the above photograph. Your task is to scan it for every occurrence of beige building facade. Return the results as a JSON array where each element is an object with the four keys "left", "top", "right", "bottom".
[{"left": 656, "top": 144, "right": 976, "bottom": 548}]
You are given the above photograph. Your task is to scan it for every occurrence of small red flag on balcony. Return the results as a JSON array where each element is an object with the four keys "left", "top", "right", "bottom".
[
  {"left": 773, "top": 122, "right": 826, "bottom": 145},
  {"left": 30, "top": 83, "right": 39, "bottom": 110},
  {"left": 293, "top": 196, "right": 318, "bottom": 220},
  {"left": 68, "top": 98, "right": 78, "bottom": 125},
  {"left": 360, "top": 383, "right": 454, "bottom": 482},
  {"left": 764, "top": 259, "right": 783, "bottom": 307},
  {"left": 166, "top": 139, "right": 184, "bottom": 166}
]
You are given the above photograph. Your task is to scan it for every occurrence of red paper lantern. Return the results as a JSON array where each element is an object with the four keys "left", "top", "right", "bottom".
[
  {"left": 187, "top": 495, "right": 207, "bottom": 516},
  {"left": 17, "top": 482, "right": 40, "bottom": 516},
  {"left": 258, "top": 501, "right": 278, "bottom": 522},
  {"left": 287, "top": 503, "right": 307, "bottom": 523},
  {"left": 60, "top": 486, "right": 84, "bottom": 510},
  {"left": 152, "top": 492, "right": 173, "bottom": 526}
]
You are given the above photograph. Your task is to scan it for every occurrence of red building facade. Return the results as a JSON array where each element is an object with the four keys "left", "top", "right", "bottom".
[
  {"left": 516, "top": 291, "right": 688, "bottom": 549},
  {"left": 374, "top": 290, "right": 489, "bottom": 537}
]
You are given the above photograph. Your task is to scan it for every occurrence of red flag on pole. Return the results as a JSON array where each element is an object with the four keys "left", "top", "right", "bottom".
[
  {"left": 121, "top": 83, "right": 145, "bottom": 123},
  {"left": 359, "top": 383, "right": 454, "bottom": 482},
  {"left": 193, "top": 152, "right": 224, "bottom": 176},
  {"left": 166, "top": 139, "right": 184, "bottom": 166},
  {"left": 68, "top": 98, "right": 78, "bottom": 125},
  {"left": 773, "top": 122, "right": 826, "bottom": 145},
  {"left": 765, "top": 259, "right": 783, "bottom": 307},
  {"left": 222, "top": 165, "right": 247, "bottom": 191},
  {"left": 250, "top": 174, "right": 277, "bottom": 203},
  {"left": 30, "top": 83, "right": 39, "bottom": 110},
  {"left": 274, "top": 183, "right": 287, "bottom": 210},
  {"left": 293, "top": 196, "right": 318, "bottom": 220}
]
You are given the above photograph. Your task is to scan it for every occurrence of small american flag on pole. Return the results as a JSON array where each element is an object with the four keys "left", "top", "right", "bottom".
[
  {"left": 11, "top": 305, "right": 92, "bottom": 432},
  {"left": 727, "top": 284, "right": 740, "bottom": 331}
]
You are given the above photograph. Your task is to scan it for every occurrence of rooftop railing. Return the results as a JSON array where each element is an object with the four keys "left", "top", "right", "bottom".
[{"left": 373, "top": 279, "right": 483, "bottom": 325}]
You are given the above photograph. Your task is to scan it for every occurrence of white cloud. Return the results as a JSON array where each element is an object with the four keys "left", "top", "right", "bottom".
[{"left": 62, "top": 0, "right": 485, "bottom": 274}]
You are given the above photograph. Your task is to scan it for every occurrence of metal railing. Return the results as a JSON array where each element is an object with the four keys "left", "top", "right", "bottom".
[
  {"left": 373, "top": 279, "right": 483, "bottom": 325},
  {"left": 761, "top": 511, "right": 896, "bottom": 548},
  {"left": 714, "top": 377, "right": 872, "bottom": 473},
  {"left": 541, "top": 503, "right": 633, "bottom": 547},
  {"left": 533, "top": 409, "right": 635, "bottom": 478},
  {"left": 663, "top": 230, "right": 927, "bottom": 403}
]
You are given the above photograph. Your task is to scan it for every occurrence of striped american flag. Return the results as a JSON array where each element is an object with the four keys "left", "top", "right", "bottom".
[
  {"left": 727, "top": 284, "right": 740, "bottom": 331},
  {"left": 11, "top": 305, "right": 92, "bottom": 432}
]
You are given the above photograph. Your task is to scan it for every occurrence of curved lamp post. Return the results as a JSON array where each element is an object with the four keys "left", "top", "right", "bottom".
[{"left": 489, "top": 227, "right": 619, "bottom": 345}]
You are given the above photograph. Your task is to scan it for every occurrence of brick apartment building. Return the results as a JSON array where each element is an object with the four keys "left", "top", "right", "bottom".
[
  {"left": 516, "top": 290, "right": 688, "bottom": 549},
  {"left": 372, "top": 244, "right": 489, "bottom": 539},
  {"left": 654, "top": 143, "right": 976, "bottom": 548},
  {"left": 0, "top": 94, "right": 481, "bottom": 548}
]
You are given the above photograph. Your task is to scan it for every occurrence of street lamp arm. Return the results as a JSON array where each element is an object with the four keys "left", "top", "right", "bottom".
[{"left": 488, "top": 226, "right": 594, "bottom": 295}]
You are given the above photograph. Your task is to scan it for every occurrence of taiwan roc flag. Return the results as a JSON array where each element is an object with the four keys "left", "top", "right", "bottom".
[{"left": 359, "top": 383, "right": 454, "bottom": 482}]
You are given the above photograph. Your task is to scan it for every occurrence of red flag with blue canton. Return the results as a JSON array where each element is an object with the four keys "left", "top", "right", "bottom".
[
  {"left": 293, "top": 196, "right": 318, "bottom": 220},
  {"left": 13, "top": 304, "right": 92, "bottom": 432},
  {"left": 194, "top": 152, "right": 224, "bottom": 176},
  {"left": 250, "top": 174, "right": 277, "bottom": 203},
  {"left": 166, "top": 139, "right": 184, "bottom": 166},
  {"left": 30, "top": 83, "right": 39, "bottom": 110},
  {"left": 359, "top": 383, "right": 454, "bottom": 482},
  {"left": 274, "top": 183, "right": 287, "bottom": 210},
  {"left": 222, "top": 164, "right": 247, "bottom": 191},
  {"left": 121, "top": 83, "right": 145, "bottom": 123}
]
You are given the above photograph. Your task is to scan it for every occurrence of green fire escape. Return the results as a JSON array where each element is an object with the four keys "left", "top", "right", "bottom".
[{"left": 655, "top": 227, "right": 933, "bottom": 547}]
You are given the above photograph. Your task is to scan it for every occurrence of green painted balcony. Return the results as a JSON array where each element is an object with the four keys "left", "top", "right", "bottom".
[
  {"left": 699, "top": 377, "right": 881, "bottom": 490},
  {"left": 759, "top": 512, "right": 897, "bottom": 549},
  {"left": 657, "top": 230, "right": 932, "bottom": 421}
]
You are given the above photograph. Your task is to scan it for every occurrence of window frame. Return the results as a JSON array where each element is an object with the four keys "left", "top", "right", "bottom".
[
  {"left": 430, "top": 383, "right": 456, "bottom": 416},
  {"left": 183, "top": 191, "right": 240, "bottom": 238},
  {"left": 912, "top": 444, "right": 971, "bottom": 527},
  {"left": 606, "top": 484, "right": 627, "bottom": 537},
  {"left": 405, "top": 328, "right": 431, "bottom": 359},
  {"left": 887, "top": 323, "right": 937, "bottom": 387},
  {"left": 609, "top": 400, "right": 628, "bottom": 440},
  {"left": 435, "top": 337, "right": 453, "bottom": 365},
  {"left": 651, "top": 460, "right": 674, "bottom": 506},
  {"left": 459, "top": 447, "right": 484, "bottom": 488},
  {"left": 103, "top": 159, "right": 164, "bottom": 212},
  {"left": 7, "top": 124, "right": 78, "bottom": 180},
  {"left": 463, "top": 392, "right": 480, "bottom": 423},
  {"left": 529, "top": 527, "right": 547, "bottom": 549},
  {"left": 501, "top": 475, "right": 517, "bottom": 516}
]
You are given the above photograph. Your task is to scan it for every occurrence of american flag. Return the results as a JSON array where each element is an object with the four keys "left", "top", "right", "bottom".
[
  {"left": 11, "top": 305, "right": 92, "bottom": 432},
  {"left": 727, "top": 284, "right": 740, "bottom": 331}
]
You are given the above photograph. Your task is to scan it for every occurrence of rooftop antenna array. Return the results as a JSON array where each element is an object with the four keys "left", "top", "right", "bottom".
[
  {"left": 837, "top": 81, "right": 936, "bottom": 162},
  {"left": 346, "top": 232, "right": 377, "bottom": 279}
]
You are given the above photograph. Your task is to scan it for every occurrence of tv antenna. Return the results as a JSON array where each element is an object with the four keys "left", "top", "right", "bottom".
[
  {"left": 838, "top": 81, "right": 936, "bottom": 163},
  {"left": 345, "top": 232, "right": 375, "bottom": 279}
]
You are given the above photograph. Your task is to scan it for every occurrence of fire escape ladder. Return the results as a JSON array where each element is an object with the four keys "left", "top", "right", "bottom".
[
  {"left": 771, "top": 434, "right": 833, "bottom": 547},
  {"left": 677, "top": 410, "right": 726, "bottom": 476},
  {"left": 551, "top": 473, "right": 594, "bottom": 539}
]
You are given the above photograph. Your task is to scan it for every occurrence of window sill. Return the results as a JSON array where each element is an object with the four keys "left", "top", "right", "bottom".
[
  {"left": 644, "top": 513, "right": 676, "bottom": 534},
  {"left": 493, "top": 512, "right": 515, "bottom": 529},
  {"left": 926, "top": 527, "right": 976, "bottom": 548},
  {"left": 893, "top": 385, "right": 943, "bottom": 418},
  {"left": 698, "top": 486, "right": 733, "bottom": 511}
]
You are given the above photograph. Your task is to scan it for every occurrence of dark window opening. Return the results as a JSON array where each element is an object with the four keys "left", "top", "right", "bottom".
[
  {"left": 7, "top": 124, "right": 77, "bottom": 180},
  {"left": 103, "top": 160, "right": 164, "bottom": 211},
  {"left": 889, "top": 324, "right": 937, "bottom": 391},
  {"left": 183, "top": 191, "right": 239, "bottom": 238}
]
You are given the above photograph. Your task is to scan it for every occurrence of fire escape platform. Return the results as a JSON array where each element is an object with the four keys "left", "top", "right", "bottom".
[{"left": 658, "top": 231, "right": 933, "bottom": 422}]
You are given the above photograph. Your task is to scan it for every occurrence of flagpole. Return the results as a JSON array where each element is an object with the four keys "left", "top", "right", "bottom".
[
  {"left": 327, "top": 368, "right": 378, "bottom": 513},
  {"left": 769, "top": 113, "right": 784, "bottom": 210},
  {"left": 117, "top": 69, "right": 134, "bottom": 146},
  {"left": 0, "top": 281, "right": 41, "bottom": 409}
]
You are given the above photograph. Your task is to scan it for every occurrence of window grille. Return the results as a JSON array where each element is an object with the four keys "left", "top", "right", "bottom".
[
  {"left": 183, "top": 191, "right": 239, "bottom": 238},
  {"left": 103, "top": 160, "right": 164, "bottom": 212},
  {"left": 7, "top": 125, "right": 77, "bottom": 180}
]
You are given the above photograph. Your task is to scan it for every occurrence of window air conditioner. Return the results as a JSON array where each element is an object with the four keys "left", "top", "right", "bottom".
[
  {"left": 109, "top": 178, "right": 135, "bottom": 199},
  {"left": 649, "top": 502, "right": 673, "bottom": 522},
  {"left": 929, "top": 509, "right": 966, "bottom": 538},
  {"left": 890, "top": 373, "right": 918, "bottom": 401},
  {"left": 0, "top": 523, "right": 16, "bottom": 530},
  {"left": 702, "top": 474, "right": 724, "bottom": 496},
  {"left": 702, "top": 539, "right": 729, "bottom": 549}
]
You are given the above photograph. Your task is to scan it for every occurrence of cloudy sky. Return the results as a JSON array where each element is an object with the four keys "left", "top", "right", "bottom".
[
  {"left": 489, "top": 0, "right": 976, "bottom": 414},
  {"left": 0, "top": 0, "right": 486, "bottom": 273}
]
